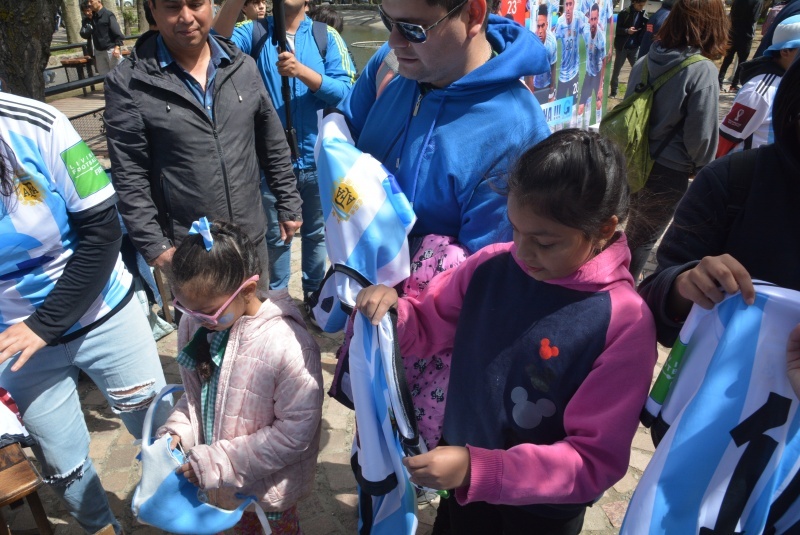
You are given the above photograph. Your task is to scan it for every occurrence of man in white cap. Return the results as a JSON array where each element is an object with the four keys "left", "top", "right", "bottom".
[{"left": 717, "top": 14, "right": 800, "bottom": 157}]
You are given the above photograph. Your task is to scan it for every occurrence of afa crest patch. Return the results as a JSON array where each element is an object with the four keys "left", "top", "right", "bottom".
[
  {"left": 15, "top": 179, "right": 43, "bottom": 206},
  {"left": 332, "top": 177, "right": 362, "bottom": 222}
]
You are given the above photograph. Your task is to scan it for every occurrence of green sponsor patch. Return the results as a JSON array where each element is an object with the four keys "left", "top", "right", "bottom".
[{"left": 60, "top": 140, "right": 109, "bottom": 199}]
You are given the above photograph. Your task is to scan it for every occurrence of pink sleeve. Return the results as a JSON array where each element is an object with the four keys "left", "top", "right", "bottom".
[
  {"left": 456, "top": 290, "right": 657, "bottom": 505},
  {"left": 397, "top": 244, "right": 509, "bottom": 358}
]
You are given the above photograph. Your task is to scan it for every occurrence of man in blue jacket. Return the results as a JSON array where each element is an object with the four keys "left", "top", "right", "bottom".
[
  {"left": 213, "top": 0, "right": 356, "bottom": 311},
  {"left": 339, "top": 0, "right": 551, "bottom": 255}
]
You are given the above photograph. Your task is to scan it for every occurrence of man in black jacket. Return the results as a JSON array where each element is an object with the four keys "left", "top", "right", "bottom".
[
  {"left": 87, "top": 0, "right": 125, "bottom": 75},
  {"left": 718, "top": 0, "right": 765, "bottom": 91},
  {"left": 609, "top": 0, "right": 647, "bottom": 98},
  {"left": 104, "top": 0, "right": 302, "bottom": 290}
]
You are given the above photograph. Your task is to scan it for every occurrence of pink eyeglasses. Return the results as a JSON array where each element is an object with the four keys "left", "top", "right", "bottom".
[{"left": 172, "top": 275, "right": 259, "bottom": 326}]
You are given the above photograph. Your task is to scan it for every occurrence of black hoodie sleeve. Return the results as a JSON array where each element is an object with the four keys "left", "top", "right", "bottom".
[
  {"left": 24, "top": 203, "right": 125, "bottom": 344},
  {"left": 638, "top": 159, "right": 733, "bottom": 346}
]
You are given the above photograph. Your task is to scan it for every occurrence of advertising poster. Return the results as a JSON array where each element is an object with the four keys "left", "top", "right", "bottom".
[
  {"left": 524, "top": 0, "right": 616, "bottom": 130},
  {"left": 500, "top": 0, "right": 529, "bottom": 26}
]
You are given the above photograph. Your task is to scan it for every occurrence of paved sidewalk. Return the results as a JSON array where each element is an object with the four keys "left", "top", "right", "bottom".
[{"left": 6, "top": 18, "right": 754, "bottom": 535}]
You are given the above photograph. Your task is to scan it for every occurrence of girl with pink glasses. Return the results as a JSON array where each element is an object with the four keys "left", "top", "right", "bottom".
[{"left": 157, "top": 218, "right": 323, "bottom": 535}]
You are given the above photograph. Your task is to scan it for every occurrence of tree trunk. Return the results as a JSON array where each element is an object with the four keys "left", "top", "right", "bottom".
[
  {"left": 0, "top": 0, "right": 58, "bottom": 100},
  {"left": 103, "top": 0, "right": 122, "bottom": 31},
  {"left": 137, "top": 0, "right": 148, "bottom": 33},
  {"left": 62, "top": 0, "right": 82, "bottom": 44}
]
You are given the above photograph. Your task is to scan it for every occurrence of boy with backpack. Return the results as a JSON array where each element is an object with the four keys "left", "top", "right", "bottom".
[{"left": 213, "top": 0, "right": 356, "bottom": 311}]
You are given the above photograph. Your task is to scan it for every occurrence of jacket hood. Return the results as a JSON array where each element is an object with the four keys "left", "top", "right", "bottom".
[
  {"left": 740, "top": 55, "right": 786, "bottom": 85},
  {"left": 646, "top": 43, "right": 703, "bottom": 79},
  {"left": 512, "top": 232, "right": 635, "bottom": 293},
  {"left": 448, "top": 15, "right": 550, "bottom": 94},
  {"left": 773, "top": 59, "right": 800, "bottom": 173}
]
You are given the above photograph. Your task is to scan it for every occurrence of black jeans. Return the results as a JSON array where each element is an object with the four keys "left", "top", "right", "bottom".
[
  {"left": 625, "top": 161, "right": 690, "bottom": 281},
  {"left": 431, "top": 494, "right": 586, "bottom": 535},
  {"left": 610, "top": 46, "right": 639, "bottom": 95},
  {"left": 718, "top": 35, "right": 753, "bottom": 87}
]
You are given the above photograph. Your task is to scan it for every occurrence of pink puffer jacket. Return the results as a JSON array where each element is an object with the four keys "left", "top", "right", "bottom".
[{"left": 157, "top": 291, "right": 323, "bottom": 512}]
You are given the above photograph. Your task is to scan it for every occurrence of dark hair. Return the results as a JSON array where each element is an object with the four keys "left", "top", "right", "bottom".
[
  {"left": 591, "top": 3, "right": 599, "bottom": 13},
  {"left": 506, "top": 129, "right": 629, "bottom": 239},
  {"left": 0, "top": 138, "right": 14, "bottom": 203},
  {"left": 170, "top": 220, "right": 260, "bottom": 382},
  {"left": 425, "top": 0, "right": 489, "bottom": 25},
  {"left": 537, "top": 4, "right": 548, "bottom": 17},
  {"left": 656, "top": 0, "right": 729, "bottom": 60},
  {"left": 773, "top": 58, "right": 800, "bottom": 155},
  {"left": 170, "top": 219, "right": 261, "bottom": 297},
  {"left": 310, "top": 5, "right": 343, "bottom": 34},
  {"left": 143, "top": 1, "right": 155, "bottom": 26}
]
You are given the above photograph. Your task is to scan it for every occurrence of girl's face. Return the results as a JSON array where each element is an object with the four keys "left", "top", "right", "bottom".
[
  {"left": 508, "top": 194, "right": 598, "bottom": 282},
  {"left": 173, "top": 278, "right": 259, "bottom": 331}
]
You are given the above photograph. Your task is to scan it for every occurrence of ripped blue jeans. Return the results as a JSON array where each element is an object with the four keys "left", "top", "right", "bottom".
[{"left": 0, "top": 297, "right": 170, "bottom": 534}]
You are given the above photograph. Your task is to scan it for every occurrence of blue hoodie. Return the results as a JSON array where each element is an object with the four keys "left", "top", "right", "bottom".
[{"left": 339, "top": 16, "right": 551, "bottom": 254}]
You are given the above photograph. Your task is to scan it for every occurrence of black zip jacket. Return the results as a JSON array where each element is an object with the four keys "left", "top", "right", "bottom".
[
  {"left": 104, "top": 32, "right": 301, "bottom": 263},
  {"left": 90, "top": 7, "right": 124, "bottom": 51},
  {"left": 638, "top": 127, "right": 800, "bottom": 347},
  {"left": 614, "top": 6, "right": 649, "bottom": 51}
]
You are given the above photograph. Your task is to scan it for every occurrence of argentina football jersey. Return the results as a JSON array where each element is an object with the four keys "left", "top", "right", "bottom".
[
  {"left": 534, "top": 31, "right": 558, "bottom": 89},
  {"left": 0, "top": 93, "right": 131, "bottom": 335},
  {"left": 583, "top": 22, "right": 606, "bottom": 77},
  {"left": 555, "top": 11, "right": 587, "bottom": 82}
]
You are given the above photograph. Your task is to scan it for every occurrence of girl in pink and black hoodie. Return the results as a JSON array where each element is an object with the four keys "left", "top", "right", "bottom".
[{"left": 357, "top": 130, "right": 658, "bottom": 535}]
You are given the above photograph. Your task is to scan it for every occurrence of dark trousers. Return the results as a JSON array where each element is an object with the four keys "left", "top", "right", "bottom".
[
  {"left": 625, "top": 162, "right": 690, "bottom": 281},
  {"left": 431, "top": 494, "right": 586, "bottom": 535},
  {"left": 719, "top": 35, "right": 753, "bottom": 87},
  {"left": 610, "top": 47, "right": 638, "bottom": 95}
]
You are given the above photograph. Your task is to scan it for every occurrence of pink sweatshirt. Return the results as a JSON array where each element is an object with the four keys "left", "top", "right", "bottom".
[{"left": 396, "top": 235, "right": 657, "bottom": 511}]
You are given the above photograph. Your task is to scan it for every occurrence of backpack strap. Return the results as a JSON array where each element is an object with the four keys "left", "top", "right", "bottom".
[
  {"left": 311, "top": 20, "right": 328, "bottom": 60},
  {"left": 375, "top": 49, "right": 399, "bottom": 98},
  {"left": 649, "top": 54, "right": 708, "bottom": 92},
  {"left": 645, "top": 54, "right": 709, "bottom": 162},
  {"left": 250, "top": 19, "right": 271, "bottom": 60},
  {"left": 724, "top": 148, "right": 757, "bottom": 231},
  {"left": 250, "top": 19, "right": 328, "bottom": 61}
]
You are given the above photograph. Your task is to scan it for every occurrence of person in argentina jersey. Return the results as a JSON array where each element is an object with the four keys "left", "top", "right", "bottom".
[
  {"left": 554, "top": 0, "right": 587, "bottom": 105},
  {"left": 578, "top": 3, "right": 606, "bottom": 127},
  {"left": 526, "top": 4, "right": 558, "bottom": 104},
  {"left": 0, "top": 92, "right": 169, "bottom": 535}
]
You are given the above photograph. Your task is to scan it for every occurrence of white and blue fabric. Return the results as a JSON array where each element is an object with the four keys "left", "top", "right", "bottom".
[
  {"left": 188, "top": 216, "right": 214, "bottom": 251},
  {"left": 312, "top": 110, "right": 416, "bottom": 332},
  {"left": 314, "top": 110, "right": 421, "bottom": 535},
  {"left": 132, "top": 385, "right": 270, "bottom": 534},
  {"left": 0, "top": 92, "right": 131, "bottom": 334},
  {"left": 623, "top": 283, "right": 800, "bottom": 535}
]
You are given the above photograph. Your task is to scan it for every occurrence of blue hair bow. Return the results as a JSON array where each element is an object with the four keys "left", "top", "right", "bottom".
[{"left": 188, "top": 217, "right": 214, "bottom": 251}]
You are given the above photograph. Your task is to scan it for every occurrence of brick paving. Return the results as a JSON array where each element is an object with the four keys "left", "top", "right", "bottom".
[{"left": 5, "top": 12, "right": 754, "bottom": 535}]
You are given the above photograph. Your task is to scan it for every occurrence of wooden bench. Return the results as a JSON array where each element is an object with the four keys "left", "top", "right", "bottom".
[{"left": 0, "top": 443, "right": 52, "bottom": 535}]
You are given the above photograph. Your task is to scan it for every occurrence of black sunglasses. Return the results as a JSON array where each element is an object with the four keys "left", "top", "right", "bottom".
[{"left": 379, "top": 0, "right": 469, "bottom": 44}]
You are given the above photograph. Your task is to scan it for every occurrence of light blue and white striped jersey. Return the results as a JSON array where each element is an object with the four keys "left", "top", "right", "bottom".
[
  {"left": 554, "top": 11, "right": 587, "bottom": 82},
  {"left": 0, "top": 92, "right": 131, "bottom": 335},
  {"left": 581, "top": 0, "right": 614, "bottom": 25},
  {"left": 623, "top": 283, "right": 800, "bottom": 535},
  {"left": 315, "top": 110, "right": 420, "bottom": 534},
  {"left": 583, "top": 24, "right": 606, "bottom": 77},
  {"left": 533, "top": 31, "right": 558, "bottom": 89}
]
